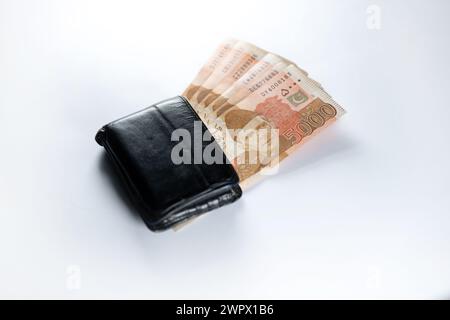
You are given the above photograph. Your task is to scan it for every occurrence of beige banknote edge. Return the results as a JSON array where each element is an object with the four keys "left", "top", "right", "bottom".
[
  {"left": 183, "top": 38, "right": 237, "bottom": 100},
  {"left": 196, "top": 41, "right": 324, "bottom": 112},
  {"left": 190, "top": 41, "right": 268, "bottom": 109},
  {"left": 202, "top": 57, "right": 289, "bottom": 122}
]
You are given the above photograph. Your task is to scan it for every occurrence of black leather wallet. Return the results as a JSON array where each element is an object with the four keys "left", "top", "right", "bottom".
[{"left": 95, "top": 96, "right": 242, "bottom": 231}]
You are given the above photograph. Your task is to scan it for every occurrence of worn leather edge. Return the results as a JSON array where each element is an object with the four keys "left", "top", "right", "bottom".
[{"left": 146, "top": 183, "right": 242, "bottom": 231}]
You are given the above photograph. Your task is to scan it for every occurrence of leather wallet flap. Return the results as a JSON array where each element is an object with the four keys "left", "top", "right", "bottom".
[{"left": 96, "top": 96, "right": 242, "bottom": 231}]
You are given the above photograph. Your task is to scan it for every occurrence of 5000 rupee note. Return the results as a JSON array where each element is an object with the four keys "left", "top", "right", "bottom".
[{"left": 210, "top": 64, "right": 345, "bottom": 184}]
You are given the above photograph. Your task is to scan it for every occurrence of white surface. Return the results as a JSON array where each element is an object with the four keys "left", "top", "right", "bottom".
[{"left": 1, "top": 0, "right": 450, "bottom": 299}]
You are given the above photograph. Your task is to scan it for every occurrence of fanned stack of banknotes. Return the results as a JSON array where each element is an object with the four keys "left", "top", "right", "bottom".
[{"left": 183, "top": 39, "right": 346, "bottom": 188}]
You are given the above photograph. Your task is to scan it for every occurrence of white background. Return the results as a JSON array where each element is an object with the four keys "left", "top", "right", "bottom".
[{"left": 1, "top": 0, "right": 449, "bottom": 299}]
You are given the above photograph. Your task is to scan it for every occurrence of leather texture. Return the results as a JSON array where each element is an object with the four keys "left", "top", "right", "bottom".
[{"left": 95, "top": 96, "right": 242, "bottom": 231}]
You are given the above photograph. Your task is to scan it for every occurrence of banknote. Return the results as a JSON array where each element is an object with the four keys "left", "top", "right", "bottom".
[
  {"left": 200, "top": 55, "right": 288, "bottom": 123},
  {"left": 188, "top": 41, "right": 267, "bottom": 109},
  {"left": 208, "top": 64, "right": 345, "bottom": 185},
  {"left": 175, "top": 40, "right": 347, "bottom": 229},
  {"left": 210, "top": 61, "right": 291, "bottom": 121},
  {"left": 183, "top": 39, "right": 237, "bottom": 101},
  {"left": 183, "top": 40, "right": 324, "bottom": 111},
  {"left": 182, "top": 39, "right": 345, "bottom": 187},
  {"left": 195, "top": 57, "right": 324, "bottom": 128}
]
